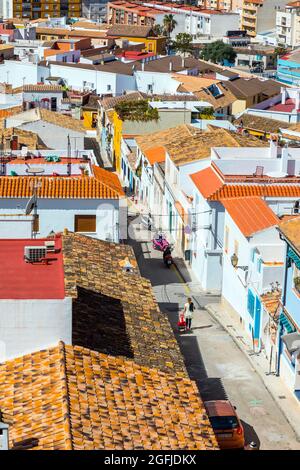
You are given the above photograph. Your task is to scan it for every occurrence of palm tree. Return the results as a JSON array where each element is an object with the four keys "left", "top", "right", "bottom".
[{"left": 163, "top": 14, "right": 177, "bottom": 38}]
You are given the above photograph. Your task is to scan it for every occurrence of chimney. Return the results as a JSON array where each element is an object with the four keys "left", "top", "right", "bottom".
[
  {"left": 142, "top": 61, "right": 145, "bottom": 71},
  {"left": 169, "top": 60, "right": 172, "bottom": 72},
  {"left": 281, "top": 144, "right": 289, "bottom": 174},
  {"left": 281, "top": 86, "right": 287, "bottom": 105},
  {"left": 0, "top": 419, "right": 9, "bottom": 450},
  {"left": 269, "top": 138, "right": 278, "bottom": 159},
  {"left": 181, "top": 56, "right": 185, "bottom": 68}
]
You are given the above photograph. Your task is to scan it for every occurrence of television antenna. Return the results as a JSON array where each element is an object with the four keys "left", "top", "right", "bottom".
[{"left": 26, "top": 166, "right": 45, "bottom": 239}]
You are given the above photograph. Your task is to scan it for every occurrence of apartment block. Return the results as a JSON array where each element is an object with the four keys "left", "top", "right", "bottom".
[
  {"left": 197, "top": 0, "right": 243, "bottom": 12},
  {"left": 241, "top": 0, "right": 287, "bottom": 37},
  {"left": 12, "top": 0, "right": 82, "bottom": 19},
  {"left": 276, "top": 1, "right": 300, "bottom": 48}
]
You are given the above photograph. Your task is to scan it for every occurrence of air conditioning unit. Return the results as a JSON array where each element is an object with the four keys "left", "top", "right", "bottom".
[
  {"left": 24, "top": 246, "right": 47, "bottom": 263},
  {"left": 44, "top": 240, "right": 55, "bottom": 252}
]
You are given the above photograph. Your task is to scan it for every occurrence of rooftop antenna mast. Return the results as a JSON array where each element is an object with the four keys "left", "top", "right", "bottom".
[
  {"left": 0, "top": 135, "right": 5, "bottom": 176},
  {"left": 67, "top": 134, "right": 71, "bottom": 176},
  {"left": 26, "top": 166, "right": 45, "bottom": 239}
]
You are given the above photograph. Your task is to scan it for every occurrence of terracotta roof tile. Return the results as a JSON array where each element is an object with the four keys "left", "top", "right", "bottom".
[
  {"left": 0, "top": 169, "right": 124, "bottom": 200},
  {"left": 62, "top": 233, "right": 186, "bottom": 375},
  {"left": 278, "top": 216, "right": 300, "bottom": 254},
  {"left": 191, "top": 167, "right": 300, "bottom": 200},
  {"left": 221, "top": 197, "right": 279, "bottom": 236},
  {"left": 190, "top": 167, "right": 223, "bottom": 198},
  {"left": 0, "top": 342, "right": 218, "bottom": 450},
  {"left": 38, "top": 108, "right": 85, "bottom": 132},
  {"left": 144, "top": 146, "right": 166, "bottom": 165},
  {"left": 137, "top": 126, "right": 266, "bottom": 166}
]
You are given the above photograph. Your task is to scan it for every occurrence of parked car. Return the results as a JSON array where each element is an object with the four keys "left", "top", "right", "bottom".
[{"left": 204, "top": 400, "right": 245, "bottom": 450}]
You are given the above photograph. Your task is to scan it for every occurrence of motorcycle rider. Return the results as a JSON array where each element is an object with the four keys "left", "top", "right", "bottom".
[{"left": 163, "top": 245, "right": 172, "bottom": 264}]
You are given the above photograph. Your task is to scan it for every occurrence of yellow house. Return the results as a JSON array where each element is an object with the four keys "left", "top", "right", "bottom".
[
  {"left": 113, "top": 111, "right": 123, "bottom": 174},
  {"left": 81, "top": 95, "right": 99, "bottom": 130},
  {"left": 107, "top": 25, "right": 166, "bottom": 55}
]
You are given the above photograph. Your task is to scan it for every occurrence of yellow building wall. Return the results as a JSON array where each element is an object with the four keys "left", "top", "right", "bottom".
[
  {"left": 82, "top": 110, "right": 98, "bottom": 130},
  {"left": 117, "top": 36, "right": 165, "bottom": 54},
  {"left": 113, "top": 111, "right": 123, "bottom": 174}
]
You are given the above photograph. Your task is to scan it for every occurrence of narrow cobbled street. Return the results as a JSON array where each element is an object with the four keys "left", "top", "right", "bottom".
[{"left": 128, "top": 224, "right": 300, "bottom": 450}]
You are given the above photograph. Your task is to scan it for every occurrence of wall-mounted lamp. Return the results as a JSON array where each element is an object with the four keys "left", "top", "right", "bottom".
[{"left": 231, "top": 253, "right": 248, "bottom": 271}]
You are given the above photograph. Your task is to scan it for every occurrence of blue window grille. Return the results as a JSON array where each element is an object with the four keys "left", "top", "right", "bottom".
[
  {"left": 251, "top": 248, "right": 256, "bottom": 263},
  {"left": 247, "top": 290, "right": 255, "bottom": 318}
]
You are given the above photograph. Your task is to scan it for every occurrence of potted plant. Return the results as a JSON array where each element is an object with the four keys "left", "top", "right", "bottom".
[{"left": 294, "top": 276, "right": 300, "bottom": 292}]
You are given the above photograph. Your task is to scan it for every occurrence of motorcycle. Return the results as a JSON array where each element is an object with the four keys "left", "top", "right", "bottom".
[
  {"left": 152, "top": 233, "right": 169, "bottom": 252},
  {"left": 163, "top": 246, "right": 173, "bottom": 268}
]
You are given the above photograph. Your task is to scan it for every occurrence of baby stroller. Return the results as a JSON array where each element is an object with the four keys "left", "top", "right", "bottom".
[{"left": 177, "top": 312, "right": 186, "bottom": 334}]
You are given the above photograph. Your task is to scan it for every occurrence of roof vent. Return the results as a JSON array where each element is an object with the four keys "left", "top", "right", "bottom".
[{"left": 24, "top": 246, "right": 47, "bottom": 263}]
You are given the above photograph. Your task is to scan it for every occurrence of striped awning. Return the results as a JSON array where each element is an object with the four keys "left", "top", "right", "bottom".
[
  {"left": 288, "top": 248, "right": 300, "bottom": 270},
  {"left": 279, "top": 312, "right": 296, "bottom": 334}
]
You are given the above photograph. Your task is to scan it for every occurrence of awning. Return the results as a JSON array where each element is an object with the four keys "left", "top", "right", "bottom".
[
  {"left": 279, "top": 312, "right": 295, "bottom": 334},
  {"left": 282, "top": 332, "right": 300, "bottom": 355},
  {"left": 288, "top": 248, "right": 300, "bottom": 270}
]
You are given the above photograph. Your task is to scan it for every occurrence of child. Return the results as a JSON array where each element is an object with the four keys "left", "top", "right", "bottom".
[{"left": 183, "top": 297, "right": 194, "bottom": 331}]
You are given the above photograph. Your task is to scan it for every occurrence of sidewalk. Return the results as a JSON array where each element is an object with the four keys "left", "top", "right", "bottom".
[{"left": 206, "top": 302, "right": 300, "bottom": 442}]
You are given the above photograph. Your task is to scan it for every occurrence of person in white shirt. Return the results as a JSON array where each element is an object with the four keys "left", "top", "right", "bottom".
[{"left": 183, "top": 297, "right": 194, "bottom": 331}]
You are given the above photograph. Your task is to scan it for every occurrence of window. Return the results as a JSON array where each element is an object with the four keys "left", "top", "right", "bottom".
[
  {"left": 251, "top": 248, "right": 256, "bottom": 263},
  {"left": 224, "top": 226, "right": 229, "bottom": 254},
  {"left": 75, "top": 215, "right": 96, "bottom": 233},
  {"left": 293, "top": 200, "right": 300, "bottom": 214},
  {"left": 247, "top": 290, "right": 255, "bottom": 318},
  {"left": 107, "top": 84, "right": 112, "bottom": 91}
]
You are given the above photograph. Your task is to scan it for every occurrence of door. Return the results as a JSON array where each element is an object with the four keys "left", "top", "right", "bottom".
[{"left": 75, "top": 215, "right": 96, "bottom": 233}]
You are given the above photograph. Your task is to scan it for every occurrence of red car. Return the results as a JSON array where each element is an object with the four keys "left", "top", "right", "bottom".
[{"left": 204, "top": 400, "right": 245, "bottom": 450}]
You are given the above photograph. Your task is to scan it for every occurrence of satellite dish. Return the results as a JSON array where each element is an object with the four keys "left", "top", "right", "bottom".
[{"left": 25, "top": 194, "right": 36, "bottom": 215}]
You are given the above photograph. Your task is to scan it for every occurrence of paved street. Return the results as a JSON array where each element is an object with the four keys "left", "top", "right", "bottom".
[{"left": 128, "top": 227, "right": 300, "bottom": 450}]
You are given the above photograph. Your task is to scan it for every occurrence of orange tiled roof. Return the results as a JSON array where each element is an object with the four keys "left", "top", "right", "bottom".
[
  {"left": 0, "top": 342, "right": 219, "bottom": 450},
  {"left": 190, "top": 167, "right": 300, "bottom": 200},
  {"left": 0, "top": 171, "right": 124, "bottom": 199},
  {"left": 144, "top": 145, "right": 166, "bottom": 165},
  {"left": 190, "top": 166, "right": 223, "bottom": 199},
  {"left": 221, "top": 197, "right": 279, "bottom": 237},
  {"left": 211, "top": 184, "right": 300, "bottom": 200}
]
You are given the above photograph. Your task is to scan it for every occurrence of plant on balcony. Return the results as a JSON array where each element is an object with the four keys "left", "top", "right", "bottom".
[
  {"left": 294, "top": 276, "right": 300, "bottom": 292},
  {"left": 115, "top": 100, "right": 159, "bottom": 122}
]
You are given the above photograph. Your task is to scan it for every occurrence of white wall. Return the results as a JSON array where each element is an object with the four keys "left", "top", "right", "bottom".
[
  {"left": 135, "top": 71, "right": 179, "bottom": 95},
  {"left": 0, "top": 198, "right": 121, "bottom": 242},
  {"left": 0, "top": 61, "right": 50, "bottom": 88},
  {"left": 0, "top": 298, "right": 72, "bottom": 361},
  {"left": 48, "top": 63, "right": 136, "bottom": 95}
]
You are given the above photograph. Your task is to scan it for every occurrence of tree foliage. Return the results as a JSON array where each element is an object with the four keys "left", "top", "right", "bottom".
[
  {"left": 201, "top": 40, "right": 236, "bottom": 65},
  {"left": 115, "top": 100, "right": 159, "bottom": 122},
  {"left": 163, "top": 14, "right": 177, "bottom": 37},
  {"left": 172, "top": 33, "right": 193, "bottom": 56},
  {"left": 152, "top": 24, "right": 164, "bottom": 36},
  {"left": 274, "top": 46, "right": 288, "bottom": 58}
]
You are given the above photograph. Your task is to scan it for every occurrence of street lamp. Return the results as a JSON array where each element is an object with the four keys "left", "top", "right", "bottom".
[{"left": 231, "top": 253, "right": 248, "bottom": 271}]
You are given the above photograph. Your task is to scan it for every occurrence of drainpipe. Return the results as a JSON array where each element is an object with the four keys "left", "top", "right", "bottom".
[{"left": 276, "top": 240, "right": 288, "bottom": 376}]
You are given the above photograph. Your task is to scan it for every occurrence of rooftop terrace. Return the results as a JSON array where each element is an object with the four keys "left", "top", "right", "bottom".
[{"left": 0, "top": 236, "right": 65, "bottom": 300}]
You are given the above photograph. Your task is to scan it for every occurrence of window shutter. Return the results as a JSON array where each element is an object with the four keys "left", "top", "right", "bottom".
[{"left": 75, "top": 215, "right": 96, "bottom": 233}]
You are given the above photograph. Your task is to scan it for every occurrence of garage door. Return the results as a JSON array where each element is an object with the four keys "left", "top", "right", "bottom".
[{"left": 75, "top": 215, "right": 96, "bottom": 233}]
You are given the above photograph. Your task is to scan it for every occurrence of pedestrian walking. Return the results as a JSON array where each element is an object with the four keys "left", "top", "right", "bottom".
[
  {"left": 147, "top": 212, "right": 152, "bottom": 231},
  {"left": 183, "top": 297, "right": 194, "bottom": 331}
]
